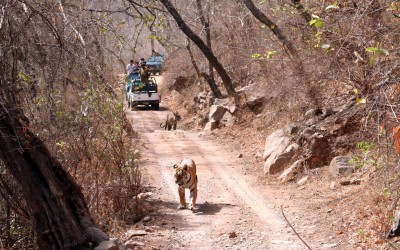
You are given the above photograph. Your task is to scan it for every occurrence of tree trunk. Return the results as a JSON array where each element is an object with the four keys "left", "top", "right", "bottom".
[
  {"left": 159, "top": 0, "right": 236, "bottom": 97},
  {"left": 195, "top": 0, "right": 220, "bottom": 95},
  {"left": 0, "top": 107, "right": 108, "bottom": 249},
  {"left": 241, "top": 0, "right": 298, "bottom": 57},
  {"left": 291, "top": 0, "right": 312, "bottom": 23},
  {"left": 185, "top": 38, "right": 202, "bottom": 82}
]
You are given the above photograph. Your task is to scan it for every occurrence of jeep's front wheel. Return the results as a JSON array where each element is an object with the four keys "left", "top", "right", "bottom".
[{"left": 153, "top": 103, "right": 160, "bottom": 110}]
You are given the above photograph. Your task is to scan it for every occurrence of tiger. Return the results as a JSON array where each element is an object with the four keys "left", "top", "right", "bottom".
[
  {"left": 160, "top": 111, "right": 181, "bottom": 130},
  {"left": 173, "top": 158, "right": 198, "bottom": 211}
]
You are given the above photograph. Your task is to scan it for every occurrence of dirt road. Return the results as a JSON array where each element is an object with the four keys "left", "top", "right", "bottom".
[{"left": 126, "top": 105, "right": 311, "bottom": 249}]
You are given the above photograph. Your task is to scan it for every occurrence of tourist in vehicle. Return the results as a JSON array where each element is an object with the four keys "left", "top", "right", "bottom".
[
  {"left": 131, "top": 61, "right": 140, "bottom": 79},
  {"left": 126, "top": 60, "right": 137, "bottom": 80},
  {"left": 151, "top": 49, "right": 161, "bottom": 56},
  {"left": 139, "top": 57, "right": 146, "bottom": 66},
  {"left": 126, "top": 60, "right": 135, "bottom": 74},
  {"left": 140, "top": 61, "right": 150, "bottom": 84},
  {"left": 140, "top": 62, "right": 151, "bottom": 97}
]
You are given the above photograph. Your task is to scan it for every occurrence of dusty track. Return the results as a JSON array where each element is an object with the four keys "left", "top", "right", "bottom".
[{"left": 126, "top": 105, "right": 309, "bottom": 249}]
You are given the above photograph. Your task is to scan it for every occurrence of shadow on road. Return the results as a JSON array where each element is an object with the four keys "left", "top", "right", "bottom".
[
  {"left": 195, "top": 202, "right": 235, "bottom": 216},
  {"left": 130, "top": 106, "right": 169, "bottom": 111}
]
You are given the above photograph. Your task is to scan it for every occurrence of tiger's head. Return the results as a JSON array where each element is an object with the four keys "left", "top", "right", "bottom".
[
  {"left": 173, "top": 112, "right": 181, "bottom": 121},
  {"left": 173, "top": 163, "right": 189, "bottom": 186}
]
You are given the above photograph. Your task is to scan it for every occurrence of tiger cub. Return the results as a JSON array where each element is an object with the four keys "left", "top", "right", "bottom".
[
  {"left": 173, "top": 159, "right": 198, "bottom": 211},
  {"left": 160, "top": 111, "right": 181, "bottom": 130}
]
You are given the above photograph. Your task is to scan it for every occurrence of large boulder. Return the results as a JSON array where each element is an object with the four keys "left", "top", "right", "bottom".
[
  {"left": 204, "top": 120, "right": 219, "bottom": 131},
  {"left": 278, "top": 160, "right": 303, "bottom": 183},
  {"left": 264, "top": 143, "right": 299, "bottom": 174},
  {"left": 246, "top": 96, "right": 265, "bottom": 114},
  {"left": 204, "top": 99, "right": 235, "bottom": 131},
  {"left": 263, "top": 127, "right": 299, "bottom": 174},
  {"left": 170, "top": 74, "right": 193, "bottom": 93},
  {"left": 329, "top": 156, "right": 355, "bottom": 176},
  {"left": 209, "top": 105, "right": 228, "bottom": 121}
]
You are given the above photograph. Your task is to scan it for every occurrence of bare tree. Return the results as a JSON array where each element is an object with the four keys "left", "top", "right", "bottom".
[
  {"left": 159, "top": 0, "right": 237, "bottom": 97},
  {"left": 241, "top": 0, "right": 298, "bottom": 57},
  {"left": 195, "top": 0, "right": 223, "bottom": 98}
]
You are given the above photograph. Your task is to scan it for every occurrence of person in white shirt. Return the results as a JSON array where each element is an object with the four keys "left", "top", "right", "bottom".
[{"left": 126, "top": 60, "right": 136, "bottom": 75}]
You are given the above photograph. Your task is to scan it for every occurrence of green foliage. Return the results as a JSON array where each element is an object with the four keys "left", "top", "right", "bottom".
[
  {"left": 264, "top": 50, "right": 277, "bottom": 58},
  {"left": 387, "top": 1, "right": 400, "bottom": 18},
  {"left": 251, "top": 51, "right": 277, "bottom": 59},
  {"left": 350, "top": 141, "right": 375, "bottom": 170},
  {"left": 353, "top": 88, "right": 366, "bottom": 105},
  {"left": 309, "top": 18, "right": 333, "bottom": 51},
  {"left": 17, "top": 72, "right": 33, "bottom": 82},
  {"left": 357, "top": 141, "right": 374, "bottom": 154},
  {"left": 251, "top": 53, "right": 261, "bottom": 59},
  {"left": 382, "top": 187, "right": 391, "bottom": 198},
  {"left": 365, "top": 42, "right": 389, "bottom": 65},
  {"left": 309, "top": 15, "right": 324, "bottom": 28}
]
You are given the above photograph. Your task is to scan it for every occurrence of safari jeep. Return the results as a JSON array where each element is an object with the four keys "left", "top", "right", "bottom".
[
  {"left": 146, "top": 55, "right": 164, "bottom": 75},
  {"left": 127, "top": 77, "right": 160, "bottom": 110}
]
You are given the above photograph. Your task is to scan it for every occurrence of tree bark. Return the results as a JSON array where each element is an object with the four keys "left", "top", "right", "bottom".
[
  {"left": 195, "top": 0, "right": 219, "bottom": 95},
  {"left": 241, "top": 0, "right": 298, "bottom": 57},
  {"left": 159, "top": 0, "right": 236, "bottom": 97},
  {"left": 185, "top": 38, "right": 202, "bottom": 81},
  {"left": 0, "top": 107, "right": 108, "bottom": 249},
  {"left": 291, "top": 0, "right": 312, "bottom": 23}
]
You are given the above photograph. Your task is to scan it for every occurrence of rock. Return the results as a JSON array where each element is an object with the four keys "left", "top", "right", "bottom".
[
  {"left": 305, "top": 108, "right": 323, "bottom": 117},
  {"left": 320, "top": 243, "right": 338, "bottom": 249},
  {"left": 125, "top": 229, "right": 147, "bottom": 238},
  {"left": 297, "top": 176, "right": 309, "bottom": 186},
  {"left": 329, "top": 156, "right": 355, "bottom": 176},
  {"left": 264, "top": 142, "right": 299, "bottom": 175},
  {"left": 221, "top": 111, "right": 236, "bottom": 127},
  {"left": 339, "top": 178, "right": 361, "bottom": 186},
  {"left": 136, "top": 192, "right": 153, "bottom": 200},
  {"left": 142, "top": 216, "right": 151, "bottom": 222},
  {"left": 388, "top": 210, "right": 400, "bottom": 238},
  {"left": 94, "top": 241, "right": 118, "bottom": 250},
  {"left": 323, "top": 108, "right": 334, "bottom": 118},
  {"left": 204, "top": 120, "right": 219, "bottom": 131},
  {"left": 278, "top": 160, "right": 302, "bottom": 183},
  {"left": 209, "top": 105, "right": 228, "bottom": 121},
  {"left": 170, "top": 75, "right": 190, "bottom": 93},
  {"left": 339, "top": 180, "right": 351, "bottom": 185},
  {"left": 246, "top": 96, "right": 265, "bottom": 113},
  {"left": 213, "top": 98, "right": 228, "bottom": 106},
  {"left": 329, "top": 181, "right": 337, "bottom": 190},
  {"left": 238, "top": 153, "right": 243, "bottom": 158},
  {"left": 228, "top": 231, "right": 237, "bottom": 238},
  {"left": 135, "top": 192, "right": 153, "bottom": 200},
  {"left": 304, "top": 133, "right": 331, "bottom": 169},
  {"left": 263, "top": 128, "right": 291, "bottom": 161},
  {"left": 227, "top": 104, "right": 237, "bottom": 114},
  {"left": 85, "top": 227, "right": 109, "bottom": 245},
  {"left": 125, "top": 240, "right": 145, "bottom": 248}
]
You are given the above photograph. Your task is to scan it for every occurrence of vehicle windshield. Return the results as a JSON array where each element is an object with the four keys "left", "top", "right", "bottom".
[{"left": 148, "top": 56, "right": 163, "bottom": 62}]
